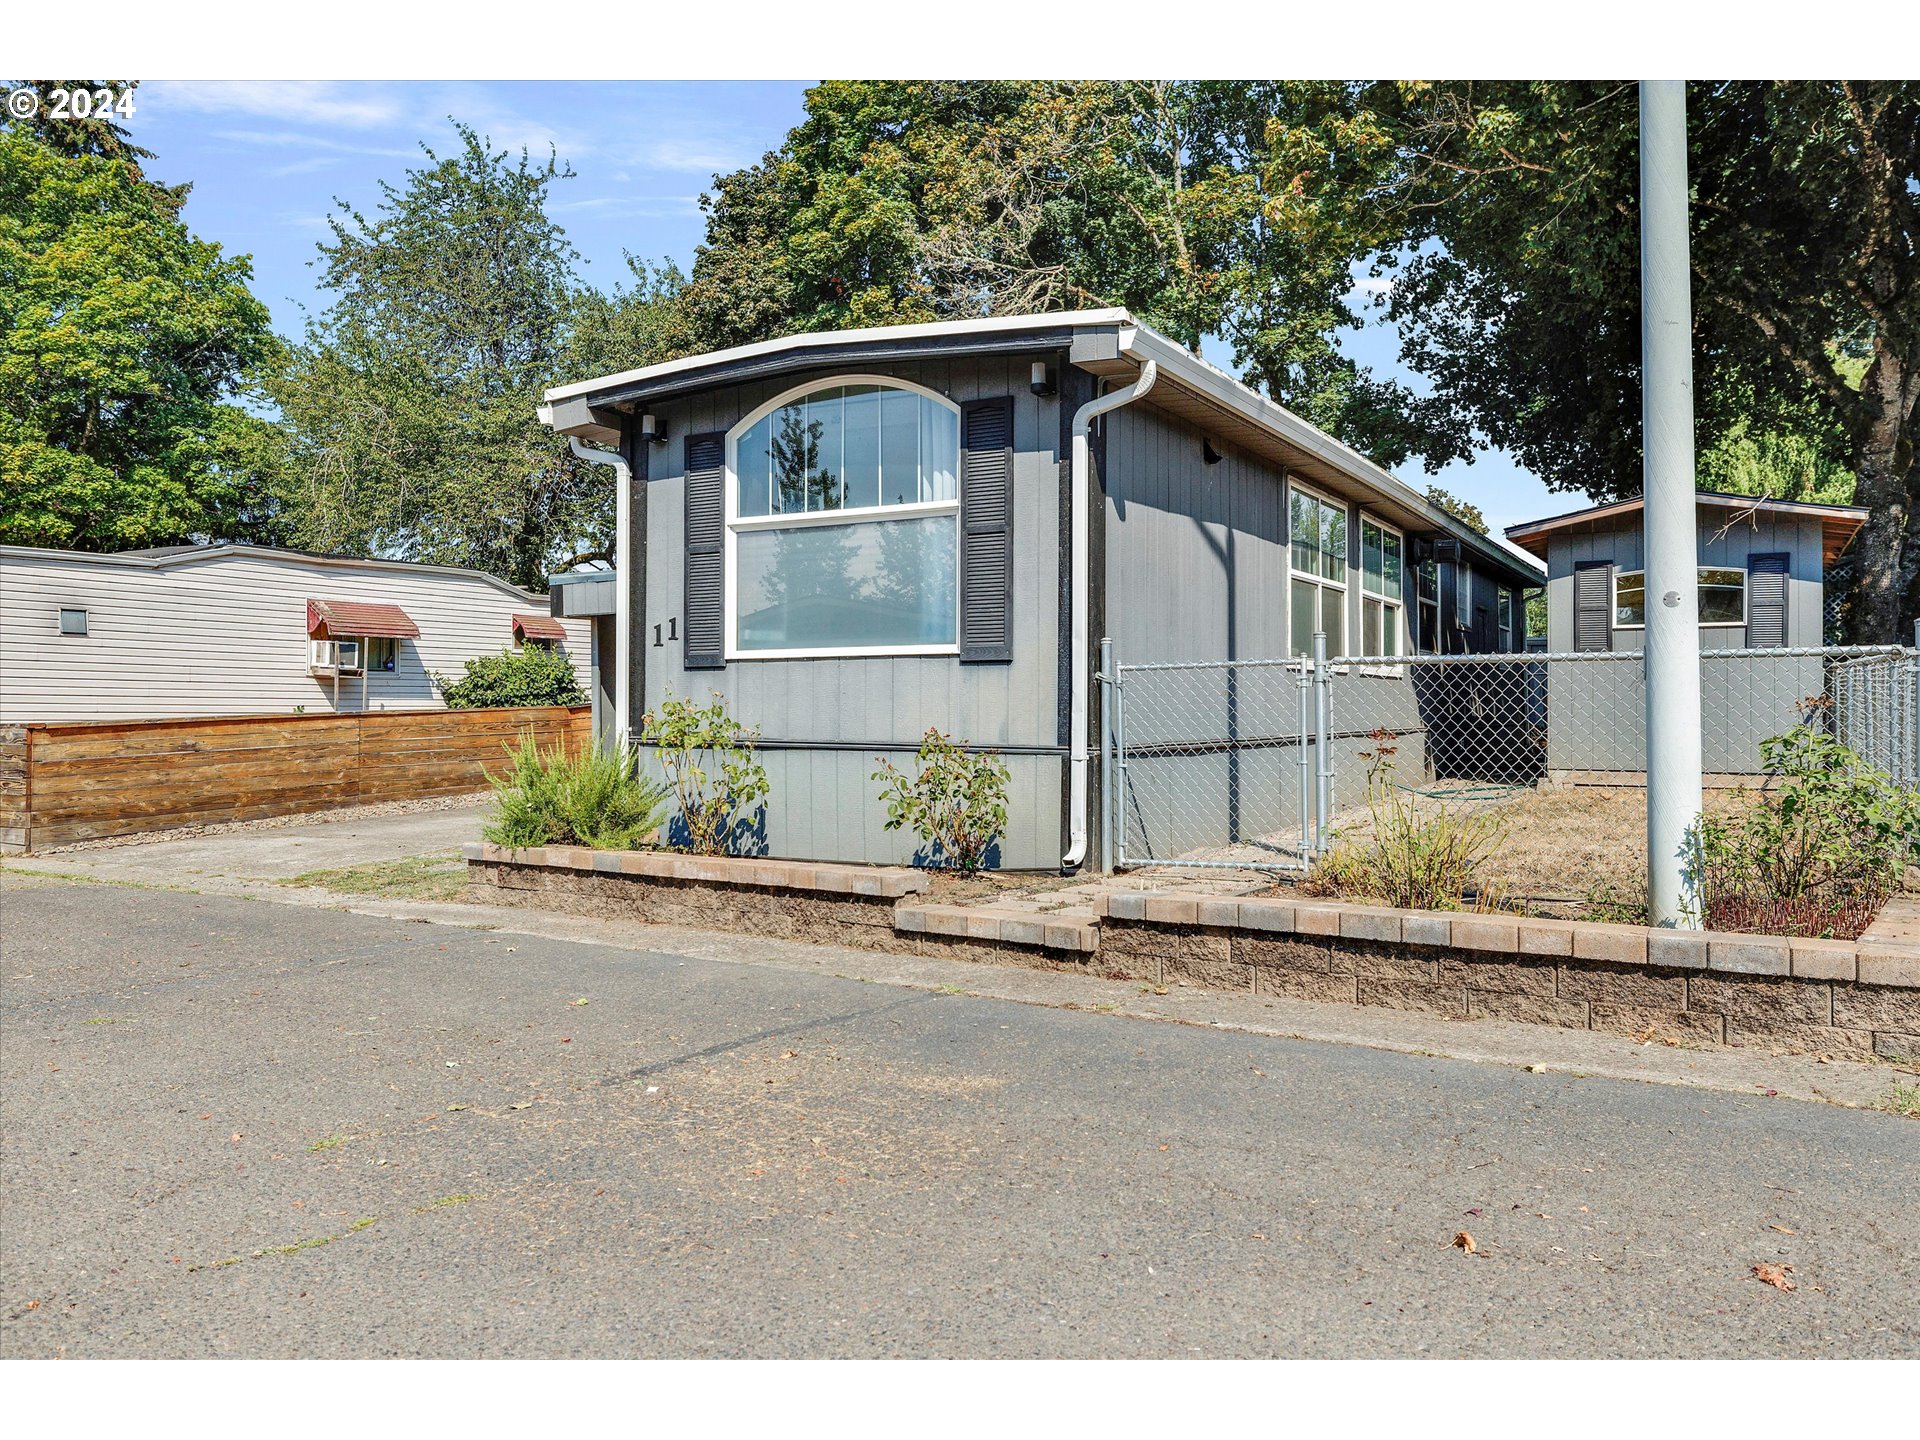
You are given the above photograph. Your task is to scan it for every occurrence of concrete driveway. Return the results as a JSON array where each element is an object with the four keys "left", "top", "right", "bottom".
[
  {"left": 23, "top": 798, "right": 489, "bottom": 888},
  {"left": 3, "top": 873, "right": 1915, "bottom": 1358}
]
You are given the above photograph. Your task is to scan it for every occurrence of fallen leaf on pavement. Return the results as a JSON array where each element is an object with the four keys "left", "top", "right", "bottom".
[
  {"left": 1752, "top": 1263, "right": 1796, "bottom": 1292},
  {"left": 1464, "top": 1208, "right": 1483, "bottom": 1217},
  {"left": 1451, "top": 1231, "right": 1477, "bottom": 1254},
  {"left": 1768, "top": 1225, "right": 1796, "bottom": 1235}
]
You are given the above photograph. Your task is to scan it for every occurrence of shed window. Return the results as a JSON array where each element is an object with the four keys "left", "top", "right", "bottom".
[
  {"left": 58, "top": 608, "right": 88, "bottom": 636},
  {"left": 1498, "top": 591, "right": 1513, "bottom": 651},
  {"left": 1359, "top": 516, "right": 1403, "bottom": 658},
  {"left": 727, "top": 379, "right": 960, "bottom": 656},
  {"left": 1289, "top": 484, "right": 1348, "bottom": 657},
  {"left": 1613, "top": 568, "right": 1747, "bottom": 628}
]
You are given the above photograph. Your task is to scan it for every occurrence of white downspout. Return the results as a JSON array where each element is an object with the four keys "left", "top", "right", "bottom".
[
  {"left": 568, "top": 435, "right": 632, "bottom": 748},
  {"left": 1063, "top": 359, "right": 1157, "bottom": 869}
]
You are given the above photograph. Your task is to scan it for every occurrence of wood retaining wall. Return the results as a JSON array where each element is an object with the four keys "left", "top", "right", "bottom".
[{"left": 2, "top": 705, "right": 589, "bottom": 851}]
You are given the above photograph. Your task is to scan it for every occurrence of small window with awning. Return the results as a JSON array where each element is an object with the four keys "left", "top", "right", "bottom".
[
  {"left": 512, "top": 613, "right": 567, "bottom": 649},
  {"left": 306, "top": 598, "right": 419, "bottom": 675}
]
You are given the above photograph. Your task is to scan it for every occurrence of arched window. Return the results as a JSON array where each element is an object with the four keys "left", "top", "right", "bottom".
[{"left": 727, "top": 378, "right": 961, "bottom": 656}]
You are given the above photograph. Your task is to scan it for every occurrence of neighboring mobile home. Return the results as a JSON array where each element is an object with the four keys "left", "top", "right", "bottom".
[
  {"left": 0, "top": 543, "right": 590, "bottom": 723},
  {"left": 538, "top": 308, "right": 1543, "bottom": 871}
]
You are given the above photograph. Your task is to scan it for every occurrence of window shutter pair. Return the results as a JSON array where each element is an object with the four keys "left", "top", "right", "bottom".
[
  {"left": 1573, "top": 562, "right": 1611, "bottom": 652},
  {"left": 1747, "top": 553, "right": 1788, "bottom": 648},
  {"left": 677, "top": 398, "right": 1016, "bottom": 669}
]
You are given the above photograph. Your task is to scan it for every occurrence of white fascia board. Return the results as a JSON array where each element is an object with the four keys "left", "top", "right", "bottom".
[{"left": 541, "top": 308, "right": 1133, "bottom": 404}]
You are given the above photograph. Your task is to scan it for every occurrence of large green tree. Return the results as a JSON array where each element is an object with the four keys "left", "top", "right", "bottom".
[
  {"left": 0, "top": 128, "right": 279, "bottom": 549},
  {"left": 680, "top": 81, "right": 1404, "bottom": 444},
  {"left": 269, "top": 126, "right": 619, "bottom": 589},
  {"left": 1368, "top": 81, "right": 1916, "bottom": 640}
]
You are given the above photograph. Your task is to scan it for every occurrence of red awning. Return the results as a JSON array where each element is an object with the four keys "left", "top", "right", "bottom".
[
  {"left": 306, "top": 598, "right": 421, "bottom": 639},
  {"left": 513, "top": 612, "right": 568, "bottom": 643}
]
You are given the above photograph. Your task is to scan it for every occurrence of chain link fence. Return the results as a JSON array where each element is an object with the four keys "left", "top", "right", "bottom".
[{"left": 1108, "top": 644, "right": 1919, "bottom": 872}]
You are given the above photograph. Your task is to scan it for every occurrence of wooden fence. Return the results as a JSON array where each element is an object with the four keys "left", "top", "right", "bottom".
[{"left": 0, "top": 705, "right": 589, "bottom": 852}]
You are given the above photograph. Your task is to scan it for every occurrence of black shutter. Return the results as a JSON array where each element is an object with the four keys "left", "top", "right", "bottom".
[
  {"left": 1573, "top": 561, "right": 1612, "bottom": 652},
  {"left": 959, "top": 397, "right": 1014, "bottom": 663},
  {"left": 1747, "top": 553, "right": 1789, "bottom": 648},
  {"left": 683, "top": 432, "right": 725, "bottom": 669}
]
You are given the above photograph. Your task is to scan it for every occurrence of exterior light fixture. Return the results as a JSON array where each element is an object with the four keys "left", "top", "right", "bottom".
[
  {"left": 640, "top": 412, "right": 667, "bottom": 445},
  {"left": 1029, "top": 362, "right": 1056, "bottom": 397}
]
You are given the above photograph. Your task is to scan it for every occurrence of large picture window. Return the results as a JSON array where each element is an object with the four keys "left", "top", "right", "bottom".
[
  {"left": 1359, "top": 516, "right": 1404, "bottom": 657},
  {"left": 1613, "top": 567, "right": 1746, "bottom": 629},
  {"left": 727, "top": 379, "right": 961, "bottom": 656},
  {"left": 1289, "top": 484, "right": 1348, "bottom": 657}
]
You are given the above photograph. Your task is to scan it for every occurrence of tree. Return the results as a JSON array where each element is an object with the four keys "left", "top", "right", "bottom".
[
  {"left": 0, "top": 130, "right": 279, "bottom": 549},
  {"left": 1366, "top": 81, "right": 1918, "bottom": 640},
  {"left": 1424, "top": 485, "right": 1487, "bottom": 533},
  {"left": 268, "top": 126, "right": 613, "bottom": 589},
  {"left": 681, "top": 82, "right": 1404, "bottom": 443}
]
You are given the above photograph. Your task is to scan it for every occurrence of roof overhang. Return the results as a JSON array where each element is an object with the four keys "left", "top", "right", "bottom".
[
  {"left": 306, "top": 598, "right": 420, "bottom": 639},
  {"left": 537, "top": 308, "right": 1544, "bottom": 589},
  {"left": 1504, "top": 491, "right": 1870, "bottom": 566}
]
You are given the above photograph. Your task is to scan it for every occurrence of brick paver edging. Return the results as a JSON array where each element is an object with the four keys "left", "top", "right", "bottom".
[
  {"left": 464, "top": 843, "right": 930, "bottom": 898},
  {"left": 1097, "top": 892, "right": 1920, "bottom": 1061}
]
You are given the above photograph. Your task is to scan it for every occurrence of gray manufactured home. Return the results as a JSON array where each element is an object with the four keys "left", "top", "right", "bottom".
[{"left": 540, "top": 309, "right": 1543, "bottom": 871}]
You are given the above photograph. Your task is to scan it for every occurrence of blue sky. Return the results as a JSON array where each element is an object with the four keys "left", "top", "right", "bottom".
[{"left": 126, "top": 80, "right": 1557, "bottom": 537}]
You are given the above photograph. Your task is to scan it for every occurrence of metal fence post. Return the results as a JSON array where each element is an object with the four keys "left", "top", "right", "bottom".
[
  {"left": 1112, "top": 648, "right": 1128, "bottom": 869},
  {"left": 1098, "top": 637, "right": 1115, "bottom": 873},
  {"left": 1297, "top": 660, "right": 1312, "bottom": 863},
  {"left": 1312, "top": 631, "right": 1332, "bottom": 856}
]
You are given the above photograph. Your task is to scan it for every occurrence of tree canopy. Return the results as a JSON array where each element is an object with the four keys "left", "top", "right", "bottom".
[
  {"left": 268, "top": 126, "right": 628, "bottom": 589},
  {"left": 0, "top": 128, "right": 279, "bottom": 549}
]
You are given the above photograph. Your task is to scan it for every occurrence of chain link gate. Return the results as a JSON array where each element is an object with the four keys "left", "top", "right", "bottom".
[{"left": 1104, "top": 651, "right": 1314, "bottom": 872}]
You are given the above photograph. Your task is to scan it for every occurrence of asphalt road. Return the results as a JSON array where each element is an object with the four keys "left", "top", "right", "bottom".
[{"left": 3, "top": 876, "right": 1915, "bottom": 1358}]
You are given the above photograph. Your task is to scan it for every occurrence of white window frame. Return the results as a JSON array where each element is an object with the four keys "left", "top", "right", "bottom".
[
  {"left": 1358, "top": 513, "right": 1406, "bottom": 660},
  {"left": 1288, "top": 479, "right": 1349, "bottom": 660},
  {"left": 1611, "top": 566, "right": 1749, "bottom": 630},
  {"left": 723, "top": 374, "right": 963, "bottom": 660},
  {"left": 1498, "top": 589, "right": 1513, "bottom": 650}
]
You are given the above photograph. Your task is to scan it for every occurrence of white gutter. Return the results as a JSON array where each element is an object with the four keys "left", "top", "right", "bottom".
[
  {"left": 567, "top": 435, "right": 632, "bottom": 748},
  {"left": 1063, "top": 359, "right": 1157, "bottom": 869}
]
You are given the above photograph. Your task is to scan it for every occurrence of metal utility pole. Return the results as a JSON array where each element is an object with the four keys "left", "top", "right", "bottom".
[{"left": 1640, "top": 80, "right": 1704, "bottom": 928}]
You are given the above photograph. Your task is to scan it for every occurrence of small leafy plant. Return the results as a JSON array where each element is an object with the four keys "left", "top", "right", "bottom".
[
  {"left": 1307, "top": 730, "right": 1506, "bottom": 910},
  {"left": 873, "top": 728, "right": 1010, "bottom": 871},
  {"left": 1694, "top": 724, "right": 1920, "bottom": 938},
  {"left": 641, "top": 693, "right": 770, "bottom": 855},
  {"left": 484, "top": 735, "right": 668, "bottom": 851},
  {"left": 436, "top": 645, "right": 586, "bottom": 709}
]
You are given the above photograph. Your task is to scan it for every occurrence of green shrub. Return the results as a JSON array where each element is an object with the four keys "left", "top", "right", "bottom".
[
  {"left": 1307, "top": 731, "right": 1506, "bottom": 910},
  {"left": 483, "top": 735, "right": 668, "bottom": 851},
  {"left": 872, "top": 728, "right": 1010, "bottom": 871},
  {"left": 640, "top": 693, "right": 770, "bottom": 855},
  {"left": 1695, "top": 724, "right": 1920, "bottom": 938},
  {"left": 436, "top": 645, "right": 586, "bottom": 709}
]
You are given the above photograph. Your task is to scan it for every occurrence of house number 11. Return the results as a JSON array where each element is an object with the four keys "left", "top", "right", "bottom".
[{"left": 652, "top": 619, "right": 678, "bottom": 646}]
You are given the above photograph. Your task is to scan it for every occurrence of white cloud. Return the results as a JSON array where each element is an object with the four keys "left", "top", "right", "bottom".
[
  {"left": 266, "top": 155, "right": 342, "bottom": 178},
  {"left": 634, "top": 137, "right": 751, "bottom": 174},
  {"left": 211, "top": 129, "right": 417, "bottom": 160},
  {"left": 145, "top": 80, "right": 409, "bottom": 129}
]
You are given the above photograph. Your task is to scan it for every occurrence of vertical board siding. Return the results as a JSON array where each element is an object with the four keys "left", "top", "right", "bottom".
[
  {"left": 0, "top": 550, "right": 592, "bottom": 723},
  {"left": 633, "top": 356, "right": 1066, "bottom": 867},
  {"left": 6, "top": 705, "right": 589, "bottom": 850},
  {"left": 1102, "top": 402, "right": 1292, "bottom": 666}
]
